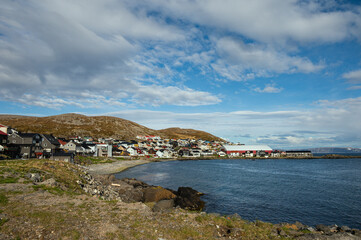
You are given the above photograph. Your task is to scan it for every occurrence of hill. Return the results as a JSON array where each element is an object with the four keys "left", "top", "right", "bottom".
[{"left": 0, "top": 113, "right": 223, "bottom": 141}]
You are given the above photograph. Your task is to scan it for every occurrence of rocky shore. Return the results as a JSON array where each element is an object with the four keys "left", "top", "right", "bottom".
[
  {"left": 0, "top": 159, "right": 360, "bottom": 239},
  {"left": 78, "top": 172, "right": 205, "bottom": 212},
  {"left": 84, "top": 159, "right": 361, "bottom": 239}
]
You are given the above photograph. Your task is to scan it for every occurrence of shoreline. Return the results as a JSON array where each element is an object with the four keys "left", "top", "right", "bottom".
[
  {"left": 1, "top": 159, "right": 360, "bottom": 239},
  {"left": 86, "top": 154, "right": 361, "bottom": 175},
  {"left": 86, "top": 157, "right": 361, "bottom": 230}
]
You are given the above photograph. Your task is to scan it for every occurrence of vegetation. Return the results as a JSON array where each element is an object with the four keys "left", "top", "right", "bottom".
[
  {"left": 0, "top": 113, "right": 223, "bottom": 141},
  {"left": 75, "top": 156, "right": 115, "bottom": 165}
]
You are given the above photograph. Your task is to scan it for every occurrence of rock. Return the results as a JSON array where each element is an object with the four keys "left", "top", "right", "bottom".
[
  {"left": 152, "top": 199, "right": 175, "bottom": 212},
  {"left": 26, "top": 173, "right": 41, "bottom": 182},
  {"left": 143, "top": 187, "right": 176, "bottom": 203},
  {"left": 40, "top": 178, "right": 57, "bottom": 187},
  {"left": 120, "top": 188, "right": 143, "bottom": 203},
  {"left": 330, "top": 224, "right": 339, "bottom": 233},
  {"left": 277, "top": 228, "right": 287, "bottom": 237},
  {"left": 174, "top": 187, "right": 205, "bottom": 211},
  {"left": 351, "top": 229, "right": 361, "bottom": 237},
  {"left": 316, "top": 224, "right": 331, "bottom": 233},
  {"left": 341, "top": 226, "right": 352, "bottom": 232},
  {"left": 307, "top": 227, "right": 316, "bottom": 232},
  {"left": 284, "top": 223, "right": 298, "bottom": 230},
  {"left": 122, "top": 178, "right": 150, "bottom": 188},
  {"left": 295, "top": 221, "right": 308, "bottom": 230}
]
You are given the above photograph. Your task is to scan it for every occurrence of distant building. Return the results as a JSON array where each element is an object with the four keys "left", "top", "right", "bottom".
[
  {"left": 285, "top": 150, "right": 313, "bottom": 157},
  {"left": 222, "top": 144, "right": 273, "bottom": 157}
]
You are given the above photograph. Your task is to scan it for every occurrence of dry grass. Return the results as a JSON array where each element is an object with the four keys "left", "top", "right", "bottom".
[{"left": 0, "top": 113, "right": 223, "bottom": 141}]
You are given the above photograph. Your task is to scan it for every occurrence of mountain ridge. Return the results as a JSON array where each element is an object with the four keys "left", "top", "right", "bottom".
[{"left": 0, "top": 113, "right": 223, "bottom": 141}]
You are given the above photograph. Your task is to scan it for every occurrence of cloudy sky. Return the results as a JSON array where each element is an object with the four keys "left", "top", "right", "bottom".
[{"left": 1, "top": 0, "right": 361, "bottom": 148}]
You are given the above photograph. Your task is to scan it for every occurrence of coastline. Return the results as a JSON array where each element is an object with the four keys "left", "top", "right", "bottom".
[
  {"left": 1, "top": 159, "right": 360, "bottom": 239},
  {"left": 86, "top": 154, "right": 361, "bottom": 175},
  {"left": 86, "top": 158, "right": 178, "bottom": 175}
]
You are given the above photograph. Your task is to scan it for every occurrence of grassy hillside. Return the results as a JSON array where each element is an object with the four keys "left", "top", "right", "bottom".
[{"left": 0, "top": 113, "right": 223, "bottom": 141}]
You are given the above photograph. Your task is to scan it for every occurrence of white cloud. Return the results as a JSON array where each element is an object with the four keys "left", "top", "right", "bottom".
[
  {"left": 0, "top": 0, "right": 220, "bottom": 108},
  {"left": 211, "top": 37, "right": 324, "bottom": 81},
  {"left": 100, "top": 96, "right": 361, "bottom": 148},
  {"left": 144, "top": 0, "right": 361, "bottom": 44},
  {"left": 343, "top": 69, "right": 361, "bottom": 84},
  {"left": 254, "top": 83, "right": 283, "bottom": 93}
]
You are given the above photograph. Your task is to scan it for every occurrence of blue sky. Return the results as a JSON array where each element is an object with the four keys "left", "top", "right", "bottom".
[{"left": 1, "top": 0, "right": 361, "bottom": 149}]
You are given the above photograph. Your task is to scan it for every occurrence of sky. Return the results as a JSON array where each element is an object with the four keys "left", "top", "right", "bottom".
[{"left": 1, "top": 0, "right": 361, "bottom": 149}]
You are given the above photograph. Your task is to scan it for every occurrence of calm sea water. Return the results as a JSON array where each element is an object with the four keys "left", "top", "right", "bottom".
[{"left": 115, "top": 159, "right": 361, "bottom": 228}]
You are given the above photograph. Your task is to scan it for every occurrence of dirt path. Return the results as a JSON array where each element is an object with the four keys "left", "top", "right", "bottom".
[{"left": 86, "top": 159, "right": 151, "bottom": 175}]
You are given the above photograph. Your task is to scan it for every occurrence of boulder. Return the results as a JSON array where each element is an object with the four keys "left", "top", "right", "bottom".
[
  {"left": 316, "top": 224, "right": 331, "bottom": 233},
  {"left": 26, "top": 173, "right": 41, "bottom": 182},
  {"left": 341, "top": 226, "right": 351, "bottom": 232},
  {"left": 143, "top": 187, "right": 176, "bottom": 203},
  {"left": 295, "top": 221, "right": 308, "bottom": 230},
  {"left": 152, "top": 199, "right": 175, "bottom": 212},
  {"left": 122, "top": 178, "right": 150, "bottom": 188},
  {"left": 40, "top": 178, "right": 57, "bottom": 187},
  {"left": 120, "top": 188, "right": 144, "bottom": 203},
  {"left": 174, "top": 187, "right": 205, "bottom": 211}
]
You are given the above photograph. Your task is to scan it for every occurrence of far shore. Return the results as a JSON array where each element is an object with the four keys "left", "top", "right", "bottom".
[{"left": 86, "top": 154, "right": 361, "bottom": 175}]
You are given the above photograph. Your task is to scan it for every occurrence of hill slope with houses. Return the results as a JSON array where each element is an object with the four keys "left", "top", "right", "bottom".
[{"left": 0, "top": 113, "right": 223, "bottom": 141}]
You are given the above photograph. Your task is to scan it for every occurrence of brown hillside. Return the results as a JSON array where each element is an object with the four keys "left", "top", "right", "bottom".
[{"left": 0, "top": 114, "right": 223, "bottom": 141}]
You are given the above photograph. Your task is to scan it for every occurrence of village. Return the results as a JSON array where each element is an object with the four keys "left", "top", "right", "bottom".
[{"left": 0, "top": 123, "right": 312, "bottom": 162}]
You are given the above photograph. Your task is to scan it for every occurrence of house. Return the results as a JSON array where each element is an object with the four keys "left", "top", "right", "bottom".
[
  {"left": 41, "top": 134, "right": 61, "bottom": 157},
  {"left": 148, "top": 148, "right": 157, "bottom": 156},
  {"left": 127, "top": 147, "right": 137, "bottom": 156},
  {"left": 190, "top": 149, "right": 201, "bottom": 157},
  {"left": 82, "top": 142, "right": 96, "bottom": 155},
  {"left": 58, "top": 139, "right": 68, "bottom": 149},
  {"left": 95, "top": 144, "right": 112, "bottom": 157},
  {"left": 50, "top": 152, "right": 74, "bottom": 163},
  {"left": 63, "top": 141, "right": 83, "bottom": 153},
  {"left": 7, "top": 133, "right": 43, "bottom": 158},
  {"left": 201, "top": 150, "right": 213, "bottom": 156},
  {"left": 271, "top": 150, "right": 281, "bottom": 158},
  {"left": 156, "top": 149, "right": 164, "bottom": 158},
  {"left": 178, "top": 148, "right": 191, "bottom": 157},
  {"left": 218, "top": 151, "right": 226, "bottom": 157},
  {"left": 0, "top": 125, "right": 8, "bottom": 153}
]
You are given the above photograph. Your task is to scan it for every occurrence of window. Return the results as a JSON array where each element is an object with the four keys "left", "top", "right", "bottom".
[
  {"left": 13, "top": 140, "right": 16, "bottom": 143},
  {"left": 44, "top": 143, "right": 47, "bottom": 147}
]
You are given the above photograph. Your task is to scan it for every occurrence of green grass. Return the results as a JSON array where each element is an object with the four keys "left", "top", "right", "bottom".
[
  {"left": 75, "top": 156, "right": 115, "bottom": 165},
  {"left": 0, "top": 218, "right": 9, "bottom": 227},
  {"left": 0, "top": 176, "right": 18, "bottom": 184},
  {"left": 0, "top": 193, "right": 8, "bottom": 205}
]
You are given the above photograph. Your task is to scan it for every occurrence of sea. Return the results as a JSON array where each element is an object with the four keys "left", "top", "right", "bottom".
[{"left": 115, "top": 158, "right": 361, "bottom": 229}]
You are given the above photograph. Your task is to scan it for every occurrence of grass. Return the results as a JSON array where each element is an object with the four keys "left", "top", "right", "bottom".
[
  {"left": 0, "top": 177, "right": 18, "bottom": 184},
  {"left": 75, "top": 156, "right": 115, "bottom": 165},
  {"left": 32, "top": 185, "right": 67, "bottom": 195},
  {"left": 0, "top": 193, "right": 8, "bottom": 206}
]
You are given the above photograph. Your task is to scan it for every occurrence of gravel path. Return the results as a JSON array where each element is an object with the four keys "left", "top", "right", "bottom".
[{"left": 86, "top": 159, "right": 151, "bottom": 175}]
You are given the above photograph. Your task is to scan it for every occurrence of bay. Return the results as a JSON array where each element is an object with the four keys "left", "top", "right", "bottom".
[{"left": 115, "top": 158, "right": 361, "bottom": 228}]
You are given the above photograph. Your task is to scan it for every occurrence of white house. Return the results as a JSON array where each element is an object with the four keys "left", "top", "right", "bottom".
[{"left": 95, "top": 144, "right": 112, "bottom": 157}]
